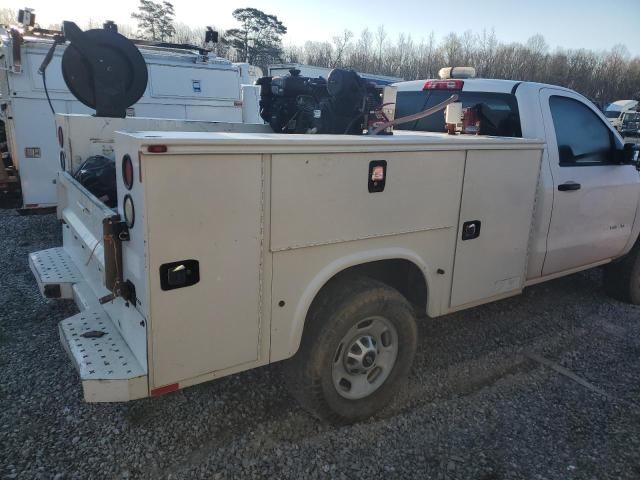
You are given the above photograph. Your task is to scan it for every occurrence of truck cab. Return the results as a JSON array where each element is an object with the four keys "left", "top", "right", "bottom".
[{"left": 394, "top": 77, "right": 640, "bottom": 282}]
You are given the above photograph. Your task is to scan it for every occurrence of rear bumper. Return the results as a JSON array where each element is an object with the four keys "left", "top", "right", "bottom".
[{"left": 30, "top": 247, "right": 148, "bottom": 402}]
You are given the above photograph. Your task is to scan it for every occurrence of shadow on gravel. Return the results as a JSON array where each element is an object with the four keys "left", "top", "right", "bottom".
[{"left": 0, "top": 191, "right": 21, "bottom": 210}]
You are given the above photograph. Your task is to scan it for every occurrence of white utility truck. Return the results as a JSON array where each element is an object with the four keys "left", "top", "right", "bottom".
[
  {"left": 28, "top": 45, "right": 640, "bottom": 423},
  {"left": 0, "top": 15, "right": 262, "bottom": 209},
  {"left": 604, "top": 100, "right": 639, "bottom": 130}
]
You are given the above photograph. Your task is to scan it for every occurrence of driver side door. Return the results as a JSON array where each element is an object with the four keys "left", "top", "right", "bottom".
[{"left": 540, "top": 89, "right": 640, "bottom": 276}]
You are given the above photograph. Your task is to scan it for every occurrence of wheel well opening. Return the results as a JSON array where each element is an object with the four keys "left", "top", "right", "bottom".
[{"left": 323, "top": 259, "right": 428, "bottom": 316}]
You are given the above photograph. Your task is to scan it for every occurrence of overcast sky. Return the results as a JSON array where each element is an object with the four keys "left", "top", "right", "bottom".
[{"left": 5, "top": 0, "right": 640, "bottom": 56}]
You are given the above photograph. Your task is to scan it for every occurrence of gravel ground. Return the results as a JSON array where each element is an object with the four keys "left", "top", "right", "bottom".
[{"left": 1, "top": 207, "right": 640, "bottom": 480}]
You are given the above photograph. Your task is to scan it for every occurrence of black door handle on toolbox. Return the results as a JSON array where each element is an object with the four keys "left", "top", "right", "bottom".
[{"left": 558, "top": 182, "right": 581, "bottom": 191}]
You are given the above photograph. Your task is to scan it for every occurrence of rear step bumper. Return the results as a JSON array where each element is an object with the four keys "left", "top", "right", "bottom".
[
  {"left": 29, "top": 247, "right": 82, "bottom": 299},
  {"left": 30, "top": 247, "right": 148, "bottom": 402},
  {"left": 59, "top": 309, "right": 147, "bottom": 402}
]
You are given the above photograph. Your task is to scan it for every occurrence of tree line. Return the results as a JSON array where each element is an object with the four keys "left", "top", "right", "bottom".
[
  {"left": 3, "top": 2, "right": 637, "bottom": 106},
  {"left": 283, "top": 28, "right": 640, "bottom": 106},
  {"left": 128, "top": 2, "right": 638, "bottom": 106}
]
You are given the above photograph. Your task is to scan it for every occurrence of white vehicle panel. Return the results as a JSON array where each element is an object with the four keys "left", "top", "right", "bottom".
[
  {"left": 147, "top": 64, "right": 240, "bottom": 101},
  {"left": 538, "top": 88, "right": 640, "bottom": 275},
  {"left": 450, "top": 149, "right": 542, "bottom": 307},
  {"left": 139, "top": 151, "right": 264, "bottom": 389},
  {"left": 270, "top": 150, "right": 465, "bottom": 251}
]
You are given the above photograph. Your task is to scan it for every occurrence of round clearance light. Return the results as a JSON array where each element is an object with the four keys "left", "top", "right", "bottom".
[
  {"left": 57, "top": 126, "right": 64, "bottom": 148},
  {"left": 59, "top": 151, "right": 66, "bottom": 171},
  {"left": 123, "top": 194, "right": 135, "bottom": 228},
  {"left": 122, "top": 154, "right": 134, "bottom": 190}
]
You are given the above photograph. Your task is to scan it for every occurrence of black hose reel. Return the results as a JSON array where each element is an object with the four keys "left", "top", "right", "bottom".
[{"left": 59, "top": 22, "right": 148, "bottom": 118}]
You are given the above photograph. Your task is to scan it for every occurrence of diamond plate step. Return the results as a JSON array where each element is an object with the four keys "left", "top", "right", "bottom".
[
  {"left": 59, "top": 309, "right": 148, "bottom": 402},
  {"left": 29, "top": 247, "right": 82, "bottom": 299}
]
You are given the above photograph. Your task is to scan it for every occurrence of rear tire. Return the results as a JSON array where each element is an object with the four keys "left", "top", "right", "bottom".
[
  {"left": 603, "top": 241, "right": 640, "bottom": 304},
  {"left": 283, "top": 276, "right": 418, "bottom": 424}
]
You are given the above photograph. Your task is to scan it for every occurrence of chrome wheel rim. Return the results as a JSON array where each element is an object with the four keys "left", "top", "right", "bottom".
[{"left": 331, "top": 316, "right": 398, "bottom": 400}]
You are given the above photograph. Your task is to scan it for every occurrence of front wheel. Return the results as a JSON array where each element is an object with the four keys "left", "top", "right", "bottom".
[
  {"left": 603, "top": 241, "right": 640, "bottom": 304},
  {"left": 283, "top": 276, "right": 418, "bottom": 423}
]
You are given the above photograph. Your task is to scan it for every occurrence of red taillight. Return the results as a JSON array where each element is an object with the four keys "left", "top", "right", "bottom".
[
  {"left": 147, "top": 145, "right": 168, "bottom": 153},
  {"left": 234, "top": 100, "right": 243, "bottom": 107},
  {"left": 122, "top": 154, "right": 134, "bottom": 190},
  {"left": 57, "top": 126, "right": 64, "bottom": 148},
  {"left": 423, "top": 79, "right": 464, "bottom": 91},
  {"left": 151, "top": 383, "right": 179, "bottom": 396}
]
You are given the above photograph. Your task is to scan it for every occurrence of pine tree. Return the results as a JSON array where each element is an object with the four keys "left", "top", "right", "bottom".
[
  {"left": 223, "top": 8, "right": 287, "bottom": 70},
  {"left": 131, "top": 0, "right": 175, "bottom": 41}
]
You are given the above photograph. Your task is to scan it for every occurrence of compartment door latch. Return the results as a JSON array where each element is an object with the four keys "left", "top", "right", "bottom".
[{"left": 461, "top": 220, "right": 481, "bottom": 241}]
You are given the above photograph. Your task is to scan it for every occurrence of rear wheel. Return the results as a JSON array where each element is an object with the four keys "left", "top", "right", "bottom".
[
  {"left": 283, "top": 276, "right": 417, "bottom": 423},
  {"left": 603, "top": 242, "right": 640, "bottom": 304}
]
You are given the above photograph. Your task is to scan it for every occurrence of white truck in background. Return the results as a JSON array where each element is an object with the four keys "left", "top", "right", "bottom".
[
  {"left": 604, "top": 100, "right": 639, "bottom": 130},
  {"left": 28, "top": 54, "right": 640, "bottom": 423},
  {"left": 0, "top": 19, "right": 263, "bottom": 209}
]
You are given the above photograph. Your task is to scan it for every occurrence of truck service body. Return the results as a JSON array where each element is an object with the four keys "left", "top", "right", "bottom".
[{"left": 29, "top": 71, "right": 640, "bottom": 421}]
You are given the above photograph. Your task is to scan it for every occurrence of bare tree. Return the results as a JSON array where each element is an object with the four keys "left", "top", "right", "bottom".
[
  {"left": 0, "top": 7, "right": 15, "bottom": 26},
  {"left": 441, "top": 33, "right": 463, "bottom": 66},
  {"left": 282, "top": 44, "right": 304, "bottom": 63},
  {"left": 331, "top": 29, "right": 353, "bottom": 68},
  {"left": 375, "top": 25, "right": 387, "bottom": 71}
]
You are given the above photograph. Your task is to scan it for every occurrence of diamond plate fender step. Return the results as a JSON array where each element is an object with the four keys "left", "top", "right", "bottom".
[
  {"left": 29, "top": 247, "right": 82, "bottom": 299},
  {"left": 59, "top": 309, "right": 148, "bottom": 402}
]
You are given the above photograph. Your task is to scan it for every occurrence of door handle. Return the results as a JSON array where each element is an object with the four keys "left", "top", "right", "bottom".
[{"left": 558, "top": 182, "right": 581, "bottom": 191}]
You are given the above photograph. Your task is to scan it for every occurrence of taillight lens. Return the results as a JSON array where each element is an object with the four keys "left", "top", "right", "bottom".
[
  {"left": 147, "top": 145, "right": 168, "bottom": 153},
  {"left": 423, "top": 80, "right": 464, "bottom": 90},
  {"left": 122, "top": 154, "right": 134, "bottom": 190},
  {"left": 57, "top": 126, "right": 64, "bottom": 148},
  {"left": 123, "top": 194, "right": 135, "bottom": 228}
]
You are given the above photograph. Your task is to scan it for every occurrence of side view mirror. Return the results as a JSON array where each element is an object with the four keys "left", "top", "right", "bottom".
[
  {"left": 558, "top": 144, "right": 575, "bottom": 164},
  {"left": 620, "top": 142, "right": 640, "bottom": 168}
]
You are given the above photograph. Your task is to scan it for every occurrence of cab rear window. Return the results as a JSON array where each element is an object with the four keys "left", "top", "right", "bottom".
[{"left": 395, "top": 90, "right": 522, "bottom": 137}]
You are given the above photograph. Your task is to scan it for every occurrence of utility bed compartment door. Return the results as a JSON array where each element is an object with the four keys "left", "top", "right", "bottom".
[
  {"left": 450, "top": 149, "right": 542, "bottom": 308},
  {"left": 147, "top": 64, "right": 240, "bottom": 101},
  {"left": 143, "top": 153, "right": 263, "bottom": 388},
  {"left": 270, "top": 151, "right": 466, "bottom": 251}
]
